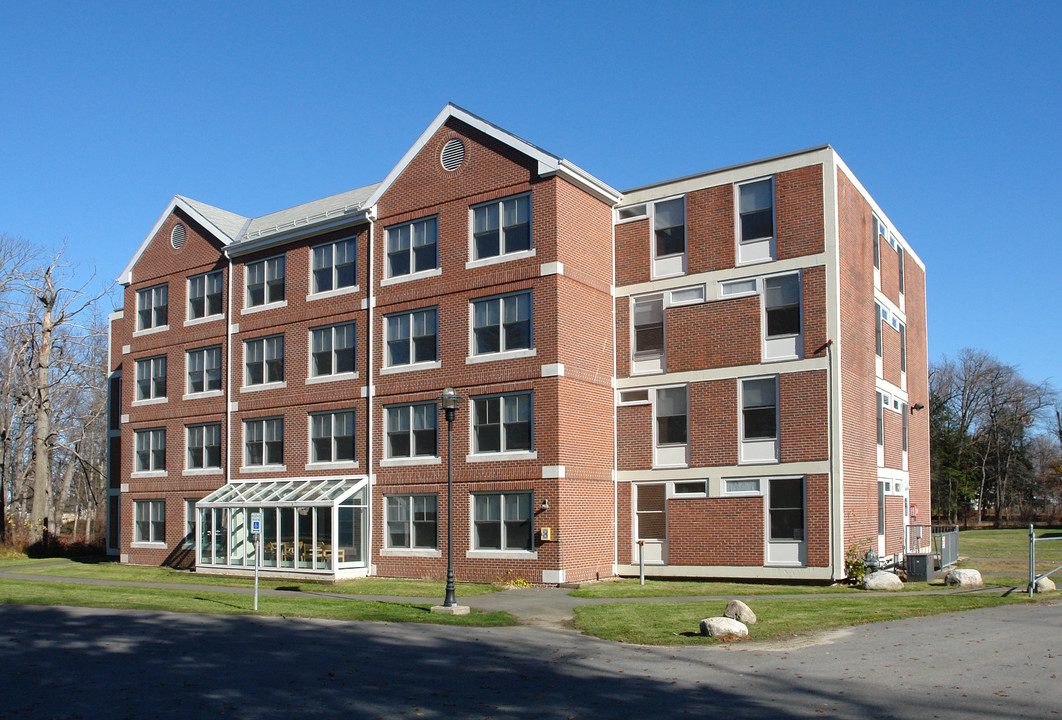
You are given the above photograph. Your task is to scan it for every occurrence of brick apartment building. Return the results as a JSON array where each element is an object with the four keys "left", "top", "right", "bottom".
[{"left": 106, "top": 104, "right": 928, "bottom": 584}]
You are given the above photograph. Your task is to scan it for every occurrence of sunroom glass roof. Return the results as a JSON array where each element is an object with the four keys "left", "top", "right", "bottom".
[{"left": 198, "top": 477, "right": 367, "bottom": 507}]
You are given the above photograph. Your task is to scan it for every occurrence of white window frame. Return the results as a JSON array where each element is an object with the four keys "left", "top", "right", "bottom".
[
  {"left": 243, "top": 417, "right": 284, "bottom": 469},
  {"left": 245, "top": 256, "right": 286, "bottom": 310},
  {"left": 134, "top": 428, "right": 166, "bottom": 474},
  {"left": 383, "top": 308, "right": 438, "bottom": 372},
  {"left": 653, "top": 384, "right": 689, "bottom": 468},
  {"left": 614, "top": 203, "right": 648, "bottom": 223},
  {"left": 468, "top": 193, "right": 534, "bottom": 267},
  {"left": 671, "top": 480, "right": 707, "bottom": 498},
  {"left": 308, "top": 322, "right": 356, "bottom": 382},
  {"left": 722, "top": 477, "right": 763, "bottom": 496},
  {"left": 244, "top": 335, "right": 285, "bottom": 389},
  {"left": 133, "top": 499, "right": 166, "bottom": 546},
  {"left": 136, "top": 284, "right": 168, "bottom": 332},
  {"left": 134, "top": 355, "right": 167, "bottom": 403},
  {"left": 872, "top": 216, "right": 885, "bottom": 288},
  {"left": 739, "top": 375, "right": 779, "bottom": 464},
  {"left": 650, "top": 195, "right": 687, "bottom": 279},
  {"left": 469, "top": 392, "right": 535, "bottom": 460},
  {"left": 384, "top": 402, "right": 438, "bottom": 463},
  {"left": 185, "top": 422, "right": 222, "bottom": 472},
  {"left": 469, "top": 290, "right": 534, "bottom": 361},
  {"left": 631, "top": 294, "right": 665, "bottom": 375},
  {"left": 385, "top": 217, "right": 438, "bottom": 281},
  {"left": 385, "top": 494, "right": 439, "bottom": 551},
  {"left": 183, "top": 498, "right": 198, "bottom": 548},
  {"left": 765, "top": 475, "right": 807, "bottom": 567},
  {"left": 310, "top": 237, "right": 357, "bottom": 297},
  {"left": 308, "top": 410, "right": 356, "bottom": 467},
  {"left": 736, "top": 176, "right": 776, "bottom": 265},
  {"left": 617, "top": 388, "right": 651, "bottom": 406},
  {"left": 876, "top": 391, "right": 885, "bottom": 467},
  {"left": 470, "top": 491, "right": 534, "bottom": 553},
  {"left": 186, "top": 270, "right": 223, "bottom": 324},
  {"left": 186, "top": 346, "right": 222, "bottom": 397}
]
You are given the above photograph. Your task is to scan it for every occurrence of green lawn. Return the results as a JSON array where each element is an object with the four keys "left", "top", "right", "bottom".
[
  {"left": 0, "top": 556, "right": 68, "bottom": 569},
  {"left": 573, "top": 592, "right": 1036, "bottom": 645},
  {"left": 5, "top": 558, "right": 500, "bottom": 597},
  {"left": 958, "top": 527, "right": 1062, "bottom": 559},
  {"left": 0, "top": 578, "right": 515, "bottom": 626}
]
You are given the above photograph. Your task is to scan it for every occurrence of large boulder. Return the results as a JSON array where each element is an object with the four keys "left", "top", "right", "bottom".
[
  {"left": 863, "top": 571, "right": 904, "bottom": 591},
  {"left": 699, "top": 616, "right": 749, "bottom": 639},
  {"left": 945, "top": 568, "right": 983, "bottom": 588},
  {"left": 1034, "top": 576, "right": 1056, "bottom": 593},
  {"left": 724, "top": 599, "right": 757, "bottom": 624}
]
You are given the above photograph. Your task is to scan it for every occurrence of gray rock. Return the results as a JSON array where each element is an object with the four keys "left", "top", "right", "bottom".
[
  {"left": 945, "top": 568, "right": 983, "bottom": 588},
  {"left": 1034, "top": 576, "right": 1056, "bottom": 593},
  {"left": 699, "top": 616, "right": 749, "bottom": 639},
  {"left": 863, "top": 570, "right": 904, "bottom": 591},
  {"left": 724, "top": 599, "right": 757, "bottom": 624}
]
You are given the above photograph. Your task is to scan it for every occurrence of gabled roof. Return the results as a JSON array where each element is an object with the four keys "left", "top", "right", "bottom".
[
  {"left": 119, "top": 196, "right": 248, "bottom": 286},
  {"left": 361, "top": 103, "right": 621, "bottom": 208}
]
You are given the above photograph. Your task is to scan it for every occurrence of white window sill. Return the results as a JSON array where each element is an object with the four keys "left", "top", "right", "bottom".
[
  {"left": 465, "top": 450, "right": 538, "bottom": 463},
  {"left": 465, "top": 549, "right": 538, "bottom": 560},
  {"left": 240, "top": 465, "right": 287, "bottom": 474},
  {"left": 133, "top": 325, "right": 169, "bottom": 338},
  {"left": 305, "top": 461, "right": 360, "bottom": 471},
  {"left": 379, "top": 456, "right": 442, "bottom": 467},
  {"left": 738, "top": 457, "right": 780, "bottom": 466},
  {"left": 380, "top": 268, "right": 441, "bottom": 287},
  {"left": 761, "top": 354, "right": 801, "bottom": 363},
  {"left": 465, "top": 248, "right": 536, "bottom": 270},
  {"left": 306, "top": 372, "right": 359, "bottom": 385},
  {"left": 131, "top": 470, "right": 167, "bottom": 479},
  {"left": 132, "top": 397, "right": 168, "bottom": 407},
  {"left": 466, "top": 348, "right": 536, "bottom": 365},
  {"left": 184, "top": 314, "right": 224, "bottom": 328},
  {"left": 131, "top": 542, "right": 167, "bottom": 550},
  {"left": 379, "top": 548, "right": 442, "bottom": 558},
  {"left": 379, "top": 361, "right": 441, "bottom": 375},
  {"left": 183, "top": 390, "right": 224, "bottom": 401},
  {"left": 306, "top": 285, "right": 359, "bottom": 302},
  {"left": 183, "top": 468, "right": 223, "bottom": 477},
  {"left": 241, "top": 381, "right": 287, "bottom": 393},
  {"left": 242, "top": 300, "right": 287, "bottom": 316},
  {"left": 652, "top": 462, "right": 690, "bottom": 470}
]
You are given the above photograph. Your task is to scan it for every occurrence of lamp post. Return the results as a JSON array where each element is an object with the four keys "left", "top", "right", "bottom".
[{"left": 439, "top": 386, "right": 463, "bottom": 610}]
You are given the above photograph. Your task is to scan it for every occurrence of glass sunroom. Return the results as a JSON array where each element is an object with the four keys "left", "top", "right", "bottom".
[{"left": 196, "top": 477, "right": 368, "bottom": 577}]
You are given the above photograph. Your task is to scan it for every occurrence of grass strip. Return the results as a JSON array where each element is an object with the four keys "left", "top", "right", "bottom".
[
  {"left": 0, "top": 578, "right": 515, "bottom": 626},
  {"left": 6, "top": 559, "right": 500, "bottom": 597},
  {"left": 573, "top": 592, "right": 1035, "bottom": 645}
]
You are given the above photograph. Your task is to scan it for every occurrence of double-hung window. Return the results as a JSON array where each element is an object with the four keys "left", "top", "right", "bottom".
[
  {"left": 653, "top": 197, "right": 685, "bottom": 258},
  {"left": 310, "top": 323, "right": 355, "bottom": 378},
  {"left": 764, "top": 275, "right": 801, "bottom": 337},
  {"left": 741, "top": 376, "right": 779, "bottom": 463},
  {"left": 186, "top": 423, "right": 221, "bottom": 470},
  {"left": 246, "top": 256, "right": 285, "bottom": 307},
  {"left": 737, "top": 178, "right": 775, "bottom": 264},
  {"left": 653, "top": 386, "right": 688, "bottom": 467},
  {"left": 244, "top": 417, "right": 283, "bottom": 467},
  {"left": 188, "top": 271, "right": 223, "bottom": 320},
  {"left": 310, "top": 410, "right": 355, "bottom": 464},
  {"left": 632, "top": 296, "right": 664, "bottom": 359},
  {"left": 386, "top": 403, "right": 437, "bottom": 459},
  {"left": 385, "top": 309, "right": 437, "bottom": 367},
  {"left": 472, "top": 291, "right": 531, "bottom": 355},
  {"left": 137, "top": 284, "right": 168, "bottom": 330},
  {"left": 187, "top": 346, "right": 222, "bottom": 394},
  {"left": 473, "top": 392, "right": 532, "bottom": 454},
  {"left": 135, "top": 428, "right": 166, "bottom": 473},
  {"left": 135, "top": 356, "right": 167, "bottom": 401},
  {"left": 134, "top": 499, "right": 165, "bottom": 544},
  {"left": 474, "top": 492, "right": 532, "bottom": 551},
  {"left": 472, "top": 194, "right": 530, "bottom": 260},
  {"left": 245, "top": 335, "right": 284, "bottom": 386},
  {"left": 386, "top": 218, "right": 438, "bottom": 278},
  {"left": 312, "top": 238, "right": 356, "bottom": 294},
  {"left": 386, "top": 495, "right": 437, "bottom": 549}
]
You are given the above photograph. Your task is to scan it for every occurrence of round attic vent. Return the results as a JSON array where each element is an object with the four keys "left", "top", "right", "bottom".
[
  {"left": 440, "top": 138, "right": 466, "bottom": 171},
  {"left": 171, "top": 223, "right": 186, "bottom": 249}
]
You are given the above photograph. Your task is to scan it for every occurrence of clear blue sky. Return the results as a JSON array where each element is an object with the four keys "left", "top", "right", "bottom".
[{"left": 1, "top": 2, "right": 1058, "bottom": 387}]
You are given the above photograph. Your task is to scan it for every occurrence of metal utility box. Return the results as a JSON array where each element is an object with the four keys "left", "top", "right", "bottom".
[{"left": 906, "top": 553, "right": 933, "bottom": 582}]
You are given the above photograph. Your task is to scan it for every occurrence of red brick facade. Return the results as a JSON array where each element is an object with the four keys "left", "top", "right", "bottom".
[{"left": 109, "top": 106, "right": 928, "bottom": 584}]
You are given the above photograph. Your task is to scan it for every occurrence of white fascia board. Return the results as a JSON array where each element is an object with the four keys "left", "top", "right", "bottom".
[
  {"left": 833, "top": 152, "right": 925, "bottom": 271},
  {"left": 362, "top": 103, "right": 620, "bottom": 210},
  {"left": 119, "top": 196, "right": 235, "bottom": 286},
  {"left": 224, "top": 209, "right": 370, "bottom": 259}
]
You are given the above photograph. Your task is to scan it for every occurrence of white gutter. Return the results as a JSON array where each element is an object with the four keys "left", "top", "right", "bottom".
[{"left": 365, "top": 208, "right": 376, "bottom": 576}]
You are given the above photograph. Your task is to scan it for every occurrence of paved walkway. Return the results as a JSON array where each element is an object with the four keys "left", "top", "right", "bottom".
[{"left": 0, "top": 561, "right": 1023, "bottom": 627}]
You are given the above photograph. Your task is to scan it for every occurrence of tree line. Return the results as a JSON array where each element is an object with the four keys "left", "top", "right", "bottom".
[
  {"left": 931, "top": 348, "right": 1060, "bottom": 527},
  {"left": 0, "top": 234, "right": 111, "bottom": 546}
]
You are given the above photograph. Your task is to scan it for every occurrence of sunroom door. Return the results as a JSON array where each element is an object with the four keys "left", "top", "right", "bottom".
[
  {"left": 766, "top": 477, "right": 806, "bottom": 566},
  {"left": 635, "top": 483, "right": 667, "bottom": 564}
]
